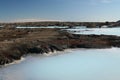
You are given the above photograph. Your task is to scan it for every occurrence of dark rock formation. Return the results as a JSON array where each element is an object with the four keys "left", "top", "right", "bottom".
[{"left": 0, "top": 28, "right": 120, "bottom": 65}]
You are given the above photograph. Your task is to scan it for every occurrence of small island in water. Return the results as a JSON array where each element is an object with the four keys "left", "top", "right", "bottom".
[{"left": 0, "top": 21, "right": 120, "bottom": 65}]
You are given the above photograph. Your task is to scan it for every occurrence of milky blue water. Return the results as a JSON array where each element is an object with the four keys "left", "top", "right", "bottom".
[
  {"left": 66, "top": 27, "right": 120, "bottom": 36},
  {"left": 0, "top": 48, "right": 120, "bottom": 80},
  {"left": 17, "top": 26, "right": 68, "bottom": 29}
]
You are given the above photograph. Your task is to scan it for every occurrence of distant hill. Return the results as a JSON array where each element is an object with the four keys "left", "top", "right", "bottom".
[
  {"left": 0, "top": 20, "right": 119, "bottom": 28},
  {"left": 0, "top": 19, "right": 61, "bottom": 23},
  {"left": 108, "top": 20, "right": 120, "bottom": 27}
]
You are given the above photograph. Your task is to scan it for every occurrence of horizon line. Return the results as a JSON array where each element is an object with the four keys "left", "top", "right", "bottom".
[{"left": 0, "top": 18, "right": 118, "bottom": 23}]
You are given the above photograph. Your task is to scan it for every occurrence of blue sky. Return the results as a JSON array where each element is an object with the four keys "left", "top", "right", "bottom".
[{"left": 0, "top": 0, "right": 120, "bottom": 22}]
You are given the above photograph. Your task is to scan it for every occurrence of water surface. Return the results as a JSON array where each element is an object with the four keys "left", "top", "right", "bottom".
[
  {"left": 17, "top": 26, "right": 68, "bottom": 29},
  {"left": 0, "top": 48, "right": 120, "bottom": 80},
  {"left": 66, "top": 27, "right": 120, "bottom": 36}
]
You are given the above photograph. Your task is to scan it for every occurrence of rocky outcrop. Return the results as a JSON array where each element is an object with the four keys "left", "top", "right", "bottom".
[
  {"left": 1, "top": 28, "right": 120, "bottom": 65},
  {"left": 0, "top": 42, "right": 65, "bottom": 65},
  {"left": 68, "top": 35, "right": 120, "bottom": 48},
  {"left": 0, "top": 28, "right": 67, "bottom": 65}
]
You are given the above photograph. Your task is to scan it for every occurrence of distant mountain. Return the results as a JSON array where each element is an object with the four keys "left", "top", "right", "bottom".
[
  {"left": 116, "top": 20, "right": 120, "bottom": 23},
  {"left": 109, "top": 20, "right": 120, "bottom": 27},
  {"left": 0, "top": 19, "right": 61, "bottom": 23}
]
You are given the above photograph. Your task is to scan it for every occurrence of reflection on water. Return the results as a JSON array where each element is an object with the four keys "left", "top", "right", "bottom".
[{"left": 1, "top": 48, "right": 120, "bottom": 80}]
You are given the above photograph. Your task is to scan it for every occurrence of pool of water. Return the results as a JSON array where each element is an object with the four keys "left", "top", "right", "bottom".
[
  {"left": 17, "top": 26, "right": 68, "bottom": 29},
  {"left": 1, "top": 48, "right": 120, "bottom": 80},
  {"left": 66, "top": 27, "right": 120, "bottom": 36}
]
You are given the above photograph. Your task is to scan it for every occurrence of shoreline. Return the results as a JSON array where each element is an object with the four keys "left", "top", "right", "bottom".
[
  {"left": 0, "top": 57, "right": 25, "bottom": 68},
  {"left": 1, "top": 47, "right": 119, "bottom": 67},
  {"left": 1, "top": 27, "right": 120, "bottom": 65},
  {"left": 0, "top": 49, "right": 72, "bottom": 67}
]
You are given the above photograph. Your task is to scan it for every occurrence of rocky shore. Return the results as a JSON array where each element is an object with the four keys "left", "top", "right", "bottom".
[
  {"left": 0, "top": 27, "right": 120, "bottom": 65},
  {"left": 0, "top": 21, "right": 115, "bottom": 28}
]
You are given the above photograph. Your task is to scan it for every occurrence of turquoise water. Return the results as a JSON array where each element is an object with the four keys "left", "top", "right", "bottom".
[{"left": 1, "top": 48, "right": 120, "bottom": 80}]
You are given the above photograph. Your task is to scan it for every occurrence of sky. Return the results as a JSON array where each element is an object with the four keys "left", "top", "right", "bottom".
[{"left": 0, "top": 0, "right": 120, "bottom": 22}]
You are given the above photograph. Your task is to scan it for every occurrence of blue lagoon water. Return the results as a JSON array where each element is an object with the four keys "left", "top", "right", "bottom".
[
  {"left": 66, "top": 27, "right": 120, "bottom": 36},
  {"left": 1, "top": 48, "right": 120, "bottom": 80},
  {"left": 17, "top": 26, "right": 68, "bottom": 29}
]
